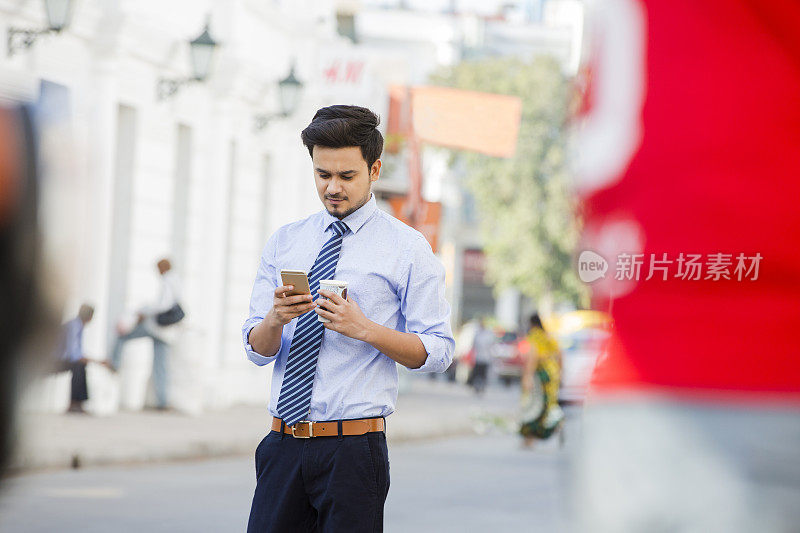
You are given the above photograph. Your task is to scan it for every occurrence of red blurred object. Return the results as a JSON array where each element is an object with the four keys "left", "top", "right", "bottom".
[
  {"left": 0, "top": 108, "right": 23, "bottom": 225},
  {"left": 463, "top": 348, "right": 474, "bottom": 367},
  {"left": 578, "top": 0, "right": 800, "bottom": 398},
  {"left": 516, "top": 337, "right": 530, "bottom": 359}
]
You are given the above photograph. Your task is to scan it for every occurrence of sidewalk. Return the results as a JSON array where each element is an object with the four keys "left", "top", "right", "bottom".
[{"left": 9, "top": 379, "right": 521, "bottom": 473}]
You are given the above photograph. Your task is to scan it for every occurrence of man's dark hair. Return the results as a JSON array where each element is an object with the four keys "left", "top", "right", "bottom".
[
  {"left": 529, "top": 313, "right": 544, "bottom": 330},
  {"left": 301, "top": 105, "right": 384, "bottom": 169}
]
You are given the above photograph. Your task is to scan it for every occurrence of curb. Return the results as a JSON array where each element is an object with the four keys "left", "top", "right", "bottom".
[{"left": 8, "top": 417, "right": 483, "bottom": 474}]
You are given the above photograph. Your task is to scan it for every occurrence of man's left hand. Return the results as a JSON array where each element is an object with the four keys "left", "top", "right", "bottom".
[{"left": 315, "top": 290, "right": 372, "bottom": 341}]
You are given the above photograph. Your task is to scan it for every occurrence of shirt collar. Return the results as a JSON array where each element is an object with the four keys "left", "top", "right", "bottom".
[{"left": 322, "top": 193, "right": 377, "bottom": 235}]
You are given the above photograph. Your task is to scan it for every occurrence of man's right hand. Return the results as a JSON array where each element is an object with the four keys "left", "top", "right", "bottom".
[{"left": 267, "top": 285, "right": 316, "bottom": 326}]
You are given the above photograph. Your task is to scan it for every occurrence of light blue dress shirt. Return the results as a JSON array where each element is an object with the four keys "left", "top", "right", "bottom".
[
  {"left": 243, "top": 193, "right": 455, "bottom": 421},
  {"left": 60, "top": 318, "right": 83, "bottom": 363}
]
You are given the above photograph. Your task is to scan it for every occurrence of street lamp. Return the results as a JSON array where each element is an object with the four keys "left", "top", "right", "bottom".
[
  {"left": 188, "top": 23, "right": 216, "bottom": 81},
  {"left": 7, "top": 0, "right": 75, "bottom": 57},
  {"left": 157, "top": 20, "right": 219, "bottom": 100},
  {"left": 254, "top": 65, "right": 304, "bottom": 131}
]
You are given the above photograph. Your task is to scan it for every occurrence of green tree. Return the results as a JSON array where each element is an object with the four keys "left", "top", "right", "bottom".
[{"left": 431, "top": 56, "right": 587, "bottom": 307}]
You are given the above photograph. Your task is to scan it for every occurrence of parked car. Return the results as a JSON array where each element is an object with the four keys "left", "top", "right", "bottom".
[
  {"left": 450, "top": 323, "right": 526, "bottom": 386},
  {"left": 551, "top": 311, "right": 611, "bottom": 404},
  {"left": 493, "top": 331, "right": 525, "bottom": 386}
]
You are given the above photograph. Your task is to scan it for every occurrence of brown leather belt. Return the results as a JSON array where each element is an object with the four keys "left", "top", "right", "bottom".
[{"left": 271, "top": 417, "right": 385, "bottom": 438}]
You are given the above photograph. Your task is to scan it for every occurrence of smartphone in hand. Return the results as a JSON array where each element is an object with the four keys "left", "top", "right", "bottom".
[{"left": 280, "top": 270, "right": 311, "bottom": 296}]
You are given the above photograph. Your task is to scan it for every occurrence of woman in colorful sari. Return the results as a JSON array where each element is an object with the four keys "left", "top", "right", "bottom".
[{"left": 520, "top": 313, "right": 563, "bottom": 447}]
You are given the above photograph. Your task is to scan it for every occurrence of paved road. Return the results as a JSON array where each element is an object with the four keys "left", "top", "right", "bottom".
[
  {"left": 0, "top": 412, "right": 579, "bottom": 532},
  {"left": 384, "top": 432, "right": 571, "bottom": 533}
]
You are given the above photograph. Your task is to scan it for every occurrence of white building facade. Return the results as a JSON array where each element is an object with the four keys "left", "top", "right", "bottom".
[
  {"left": 2, "top": 0, "right": 583, "bottom": 413},
  {"left": 1, "top": 0, "right": 387, "bottom": 413}
]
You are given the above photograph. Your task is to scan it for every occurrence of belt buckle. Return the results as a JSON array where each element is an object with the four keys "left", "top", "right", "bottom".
[{"left": 291, "top": 421, "right": 314, "bottom": 438}]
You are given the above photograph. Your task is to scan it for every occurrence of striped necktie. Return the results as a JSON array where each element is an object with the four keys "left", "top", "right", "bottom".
[{"left": 277, "top": 220, "right": 349, "bottom": 426}]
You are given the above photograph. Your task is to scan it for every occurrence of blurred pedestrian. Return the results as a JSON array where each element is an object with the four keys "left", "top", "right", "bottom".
[
  {"left": 469, "top": 317, "right": 494, "bottom": 395},
  {"left": 519, "top": 313, "right": 563, "bottom": 447},
  {"left": 574, "top": 1, "right": 800, "bottom": 530},
  {"left": 108, "top": 258, "right": 183, "bottom": 410},
  {"left": 243, "top": 105, "right": 454, "bottom": 532},
  {"left": 54, "top": 304, "right": 100, "bottom": 413},
  {"left": 0, "top": 105, "right": 59, "bottom": 480},
  {"left": 449, "top": 319, "right": 479, "bottom": 383}
]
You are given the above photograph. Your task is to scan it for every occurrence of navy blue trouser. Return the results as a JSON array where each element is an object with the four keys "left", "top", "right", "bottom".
[{"left": 247, "top": 427, "right": 390, "bottom": 532}]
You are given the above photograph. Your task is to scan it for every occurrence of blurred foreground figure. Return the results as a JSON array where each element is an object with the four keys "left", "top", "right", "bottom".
[
  {"left": 0, "top": 106, "right": 55, "bottom": 479},
  {"left": 574, "top": 1, "right": 800, "bottom": 531}
]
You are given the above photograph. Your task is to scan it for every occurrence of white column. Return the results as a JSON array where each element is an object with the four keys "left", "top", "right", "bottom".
[
  {"left": 198, "top": 100, "right": 234, "bottom": 408},
  {"left": 83, "top": 58, "right": 118, "bottom": 355}
]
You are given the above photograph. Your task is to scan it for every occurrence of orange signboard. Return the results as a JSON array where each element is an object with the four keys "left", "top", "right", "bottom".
[
  {"left": 388, "top": 197, "right": 442, "bottom": 253},
  {"left": 410, "top": 86, "right": 522, "bottom": 158}
]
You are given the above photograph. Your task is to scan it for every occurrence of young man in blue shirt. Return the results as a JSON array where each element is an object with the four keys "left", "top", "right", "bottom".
[{"left": 243, "top": 105, "right": 454, "bottom": 532}]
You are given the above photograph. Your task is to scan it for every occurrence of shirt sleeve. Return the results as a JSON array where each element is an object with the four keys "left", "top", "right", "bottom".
[
  {"left": 398, "top": 234, "right": 455, "bottom": 373},
  {"left": 242, "top": 233, "right": 286, "bottom": 366}
]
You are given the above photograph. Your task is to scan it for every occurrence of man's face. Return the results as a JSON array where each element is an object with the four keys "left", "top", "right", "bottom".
[{"left": 313, "top": 146, "right": 380, "bottom": 219}]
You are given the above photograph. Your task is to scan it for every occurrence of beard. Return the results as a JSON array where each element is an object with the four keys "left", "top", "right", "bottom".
[{"left": 326, "top": 190, "right": 371, "bottom": 219}]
